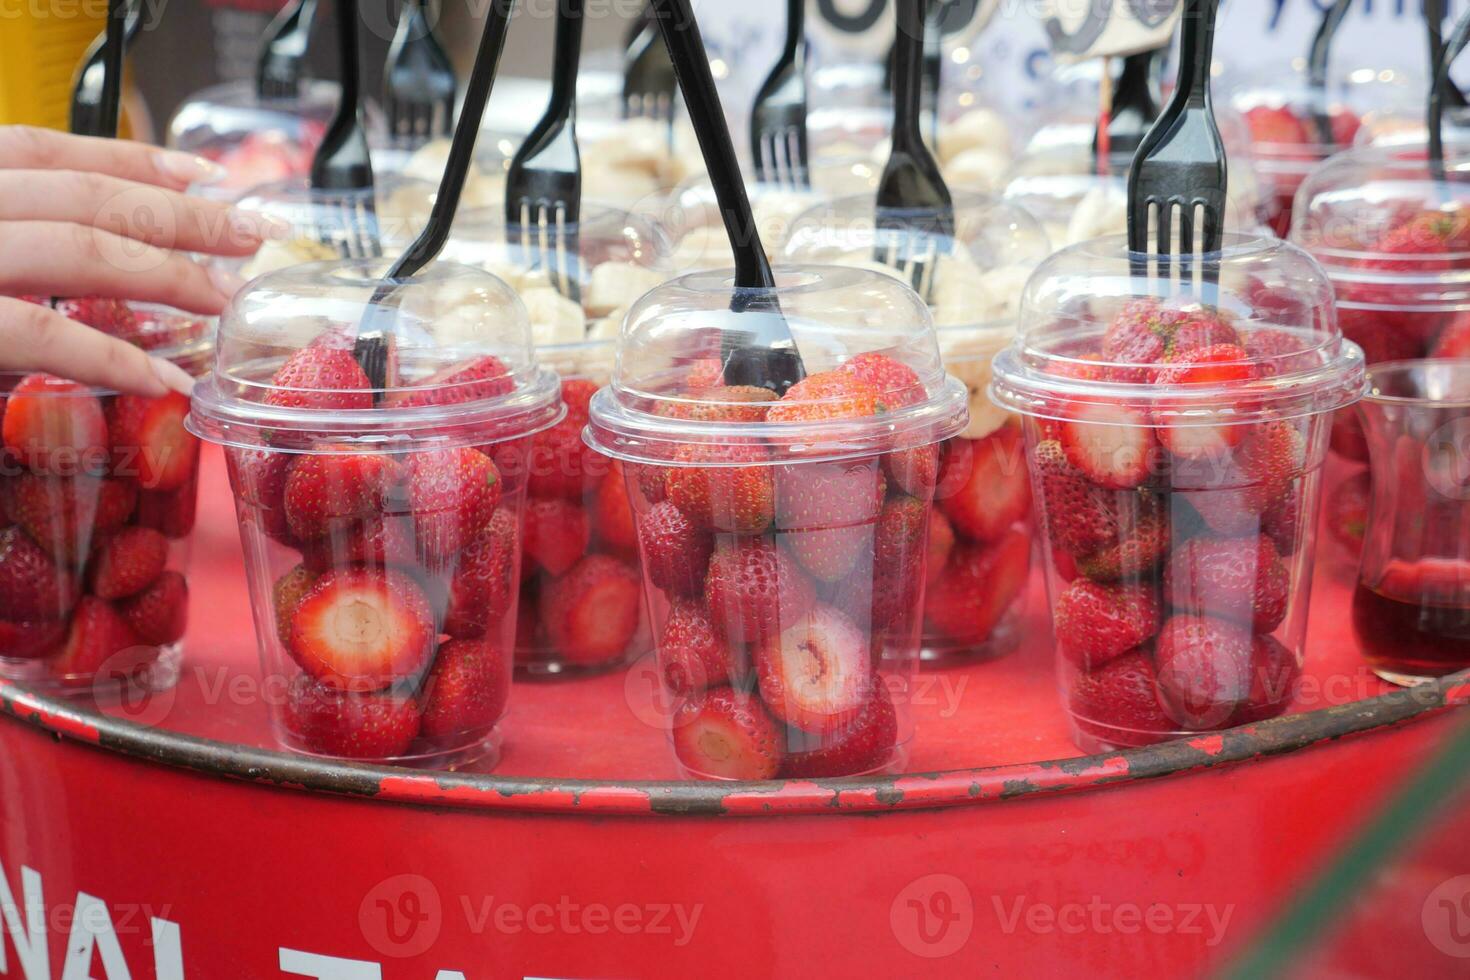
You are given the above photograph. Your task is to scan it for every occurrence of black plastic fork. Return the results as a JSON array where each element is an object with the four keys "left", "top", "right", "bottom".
[
  {"left": 1126, "top": 0, "right": 1227, "bottom": 276},
  {"left": 1429, "top": 1, "right": 1470, "bottom": 182},
  {"left": 505, "top": 0, "right": 584, "bottom": 305},
  {"left": 1094, "top": 48, "right": 1162, "bottom": 165},
  {"left": 875, "top": 0, "right": 952, "bottom": 304},
  {"left": 1306, "top": 0, "right": 1352, "bottom": 146},
  {"left": 1427, "top": 0, "right": 1469, "bottom": 113},
  {"left": 384, "top": 0, "right": 458, "bottom": 147},
  {"left": 749, "top": 0, "right": 809, "bottom": 189},
  {"left": 70, "top": 0, "right": 142, "bottom": 137},
  {"left": 257, "top": 0, "right": 319, "bottom": 101},
  {"left": 309, "top": 0, "right": 381, "bottom": 262},
  {"left": 623, "top": 2, "right": 677, "bottom": 140}
]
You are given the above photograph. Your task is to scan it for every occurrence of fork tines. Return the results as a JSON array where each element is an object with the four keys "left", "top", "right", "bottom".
[
  {"left": 385, "top": 0, "right": 458, "bottom": 147},
  {"left": 875, "top": 209, "right": 950, "bottom": 304},
  {"left": 513, "top": 198, "right": 582, "bottom": 306},
  {"left": 623, "top": 13, "right": 677, "bottom": 140},
  {"left": 754, "top": 125, "right": 808, "bottom": 189}
]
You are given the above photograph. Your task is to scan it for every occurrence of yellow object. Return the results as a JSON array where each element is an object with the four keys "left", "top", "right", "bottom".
[{"left": 0, "top": 5, "right": 107, "bottom": 129}]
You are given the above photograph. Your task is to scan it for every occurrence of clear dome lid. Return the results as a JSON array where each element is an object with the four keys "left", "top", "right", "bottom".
[
  {"left": 1289, "top": 142, "right": 1470, "bottom": 312},
  {"left": 585, "top": 265, "right": 969, "bottom": 464},
  {"left": 991, "top": 233, "right": 1366, "bottom": 424},
  {"left": 188, "top": 258, "right": 562, "bottom": 453},
  {"left": 370, "top": 134, "right": 514, "bottom": 213}
]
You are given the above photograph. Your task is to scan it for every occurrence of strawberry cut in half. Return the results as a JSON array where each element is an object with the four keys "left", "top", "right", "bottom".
[
  {"left": 1, "top": 374, "right": 109, "bottom": 475},
  {"left": 923, "top": 526, "right": 1031, "bottom": 644},
  {"left": 540, "top": 554, "right": 642, "bottom": 666},
  {"left": 940, "top": 426, "right": 1031, "bottom": 543},
  {"left": 283, "top": 676, "right": 421, "bottom": 760},
  {"left": 1151, "top": 344, "right": 1256, "bottom": 462},
  {"left": 287, "top": 569, "right": 436, "bottom": 691},
  {"left": 755, "top": 603, "right": 872, "bottom": 734},
  {"left": 671, "top": 687, "right": 782, "bottom": 780},
  {"left": 522, "top": 498, "right": 590, "bottom": 577},
  {"left": 107, "top": 392, "right": 199, "bottom": 491},
  {"left": 1056, "top": 401, "right": 1157, "bottom": 490},
  {"left": 48, "top": 596, "right": 147, "bottom": 687}
]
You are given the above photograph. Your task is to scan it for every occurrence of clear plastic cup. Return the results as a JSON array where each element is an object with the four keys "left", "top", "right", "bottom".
[
  {"left": 586, "top": 266, "right": 969, "bottom": 779},
  {"left": 782, "top": 191, "right": 1052, "bottom": 662},
  {"left": 991, "top": 234, "right": 1365, "bottom": 752},
  {"left": 442, "top": 206, "right": 673, "bottom": 674},
  {"left": 0, "top": 300, "right": 212, "bottom": 696},
  {"left": 187, "top": 259, "right": 562, "bottom": 765}
]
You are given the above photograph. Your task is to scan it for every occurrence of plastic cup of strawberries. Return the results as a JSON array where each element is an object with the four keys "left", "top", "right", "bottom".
[
  {"left": 782, "top": 192, "right": 1054, "bottom": 664},
  {"left": 586, "top": 267, "right": 969, "bottom": 780},
  {"left": 0, "top": 300, "right": 211, "bottom": 695},
  {"left": 188, "top": 260, "right": 562, "bottom": 765},
  {"left": 991, "top": 234, "right": 1367, "bottom": 753}
]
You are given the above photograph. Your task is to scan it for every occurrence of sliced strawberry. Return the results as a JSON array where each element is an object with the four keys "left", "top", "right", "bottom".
[
  {"left": 1076, "top": 512, "right": 1170, "bottom": 581},
  {"left": 88, "top": 526, "right": 168, "bottom": 600},
  {"left": 666, "top": 442, "right": 776, "bottom": 535},
  {"left": 540, "top": 554, "right": 642, "bottom": 666},
  {"left": 1, "top": 374, "right": 109, "bottom": 475},
  {"left": 521, "top": 414, "right": 601, "bottom": 500},
  {"left": 300, "top": 517, "right": 417, "bottom": 574},
  {"left": 48, "top": 596, "right": 145, "bottom": 686},
  {"left": 522, "top": 498, "right": 590, "bottom": 577},
  {"left": 755, "top": 603, "right": 871, "bottom": 734},
  {"left": 657, "top": 598, "right": 736, "bottom": 696},
  {"left": 671, "top": 687, "right": 781, "bottom": 780},
  {"left": 638, "top": 500, "right": 715, "bottom": 597},
  {"left": 1164, "top": 534, "right": 1290, "bottom": 633},
  {"left": 283, "top": 453, "right": 399, "bottom": 542},
  {"left": 1053, "top": 579, "right": 1161, "bottom": 669},
  {"left": 705, "top": 538, "right": 816, "bottom": 645},
  {"left": 226, "top": 447, "right": 295, "bottom": 545},
  {"left": 1244, "top": 105, "right": 1312, "bottom": 145},
  {"left": 283, "top": 676, "right": 421, "bottom": 759},
  {"left": 387, "top": 355, "right": 513, "bottom": 408},
  {"left": 106, "top": 392, "right": 199, "bottom": 491},
  {"left": 0, "top": 617, "right": 68, "bottom": 660},
  {"left": 838, "top": 352, "right": 924, "bottom": 408},
  {"left": 1153, "top": 614, "right": 1254, "bottom": 729},
  {"left": 287, "top": 569, "right": 436, "bottom": 690},
  {"left": 1056, "top": 401, "right": 1157, "bottom": 489},
  {"left": 593, "top": 461, "right": 638, "bottom": 556},
  {"left": 1152, "top": 345, "right": 1255, "bottom": 462},
  {"left": 1233, "top": 634, "right": 1300, "bottom": 724},
  {"left": 408, "top": 447, "right": 502, "bottom": 561},
  {"left": 272, "top": 564, "right": 319, "bottom": 647},
  {"left": 0, "top": 526, "right": 76, "bottom": 620},
  {"left": 940, "top": 426, "right": 1031, "bottom": 542},
  {"left": 925, "top": 509, "right": 955, "bottom": 587},
  {"left": 117, "top": 570, "right": 188, "bottom": 646},
  {"left": 780, "top": 682, "right": 898, "bottom": 778},
  {"left": 923, "top": 527, "right": 1030, "bottom": 643},
  {"left": 775, "top": 457, "right": 885, "bottom": 581},
  {"left": 418, "top": 638, "right": 509, "bottom": 740},
  {"left": 1068, "top": 649, "right": 1175, "bottom": 748},
  {"left": 444, "top": 509, "right": 517, "bottom": 640},
  {"left": 263, "top": 346, "right": 373, "bottom": 412},
  {"left": 766, "top": 370, "right": 881, "bottom": 424}
]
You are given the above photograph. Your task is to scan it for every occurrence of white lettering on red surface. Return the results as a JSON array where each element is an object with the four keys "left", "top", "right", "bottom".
[{"left": 0, "top": 861, "right": 48, "bottom": 979}]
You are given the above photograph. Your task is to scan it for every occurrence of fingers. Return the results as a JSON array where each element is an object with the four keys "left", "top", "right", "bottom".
[
  {"left": 0, "top": 171, "right": 282, "bottom": 258},
  {"left": 0, "top": 297, "right": 194, "bottom": 398},
  {"left": 0, "top": 126, "right": 222, "bottom": 191},
  {"left": 0, "top": 222, "right": 240, "bottom": 316}
]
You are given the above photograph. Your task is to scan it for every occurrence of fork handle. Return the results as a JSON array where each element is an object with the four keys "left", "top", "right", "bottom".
[
  {"left": 891, "top": 0, "right": 926, "bottom": 147},
  {"left": 1174, "top": 0, "right": 1218, "bottom": 110},
  {"left": 256, "top": 0, "right": 317, "bottom": 99},
  {"left": 1427, "top": 0, "right": 1469, "bottom": 110},
  {"left": 548, "top": 0, "right": 585, "bottom": 119},
  {"left": 91, "top": 0, "right": 127, "bottom": 138},
  {"left": 1430, "top": 3, "right": 1470, "bottom": 181},
  {"left": 311, "top": 0, "right": 373, "bottom": 189},
  {"left": 781, "top": 0, "right": 804, "bottom": 59}
]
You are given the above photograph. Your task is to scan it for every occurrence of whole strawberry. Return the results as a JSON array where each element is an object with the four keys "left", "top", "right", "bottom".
[
  {"left": 1068, "top": 650, "right": 1175, "bottom": 748},
  {"left": 838, "top": 352, "right": 925, "bottom": 408},
  {"left": 780, "top": 682, "right": 898, "bottom": 778},
  {"left": 118, "top": 571, "right": 189, "bottom": 646},
  {"left": 657, "top": 599, "right": 736, "bottom": 696},
  {"left": 284, "top": 677, "right": 421, "bottom": 759},
  {"left": 283, "top": 453, "right": 399, "bottom": 541},
  {"left": 765, "top": 370, "right": 881, "bottom": 424},
  {"left": 1164, "top": 534, "right": 1290, "bottom": 633},
  {"left": 263, "top": 346, "right": 373, "bottom": 412},
  {"left": 1233, "top": 634, "right": 1300, "bottom": 724},
  {"left": 418, "top": 638, "right": 509, "bottom": 740},
  {"left": 705, "top": 538, "right": 816, "bottom": 645},
  {"left": 408, "top": 447, "right": 502, "bottom": 561},
  {"left": 443, "top": 508, "right": 518, "bottom": 639},
  {"left": 638, "top": 500, "right": 715, "bottom": 597},
  {"left": 775, "top": 458, "right": 885, "bottom": 581},
  {"left": 1053, "top": 579, "right": 1161, "bottom": 668},
  {"left": 1153, "top": 615, "right": 1253, "bottom": 729},
  {"left": 1076, "top": 512, "right": 1170, "bottom": 582},
  {"left": 2, "top": 374, "right": 109, "bottom": 475},
  {"left": 665, "top": 442, "right": 775, "bottom": 535},
  {"left": 387, "top": 355, "right": 513, "bottom": 408},
  {"left": 0, "top": 526, "right": 77, "bottom": 620},
  {"left": 48, "top": 596, "right": 145, "bottom": 686}
]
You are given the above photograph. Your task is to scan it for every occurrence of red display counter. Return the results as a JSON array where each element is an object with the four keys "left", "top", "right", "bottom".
[{"left": 1, "top": 446, "right": 1467, "bottom": 978}]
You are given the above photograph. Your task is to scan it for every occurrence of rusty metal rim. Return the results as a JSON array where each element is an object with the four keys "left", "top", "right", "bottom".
[{"left": 2, "top": 672, "right": 1466, "bottom": 818}]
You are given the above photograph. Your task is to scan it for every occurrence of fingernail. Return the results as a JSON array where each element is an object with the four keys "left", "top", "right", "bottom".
[
  {"left": 156, "top": 150, "right": 225, "bottom": 185},
  {"left": 151, "top": 357, "right": 196, "bottom": 397},
  {"left": 227, "top": 208, "right": 293, "bottom": 243},
  {"left": 208, "top": 264, "right": 246, "bottom": 300}
]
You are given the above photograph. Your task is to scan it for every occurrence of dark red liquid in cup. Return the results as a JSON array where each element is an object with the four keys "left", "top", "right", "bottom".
[{"left": 1352, "top": 560, "right": 1470, "bottom": 680}]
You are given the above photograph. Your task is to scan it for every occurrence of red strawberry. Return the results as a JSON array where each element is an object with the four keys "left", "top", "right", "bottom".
[
  {"left": 3, "top": 473, "right": 110, "bottom": 561},
  {"left": 1243, "top": 328, "right": 1311, "bottom": 377},
  {"left": 1262, "top": 485, "right": 1302, "bottom": 557},
  {"left": 1153, "top": 614, "right": 1254, "bottom": 729},
  {"left": 666, "top": 442, "right": 775, "bottom": 535},
  {"left": 1329, "top": 107, "right": 1360, "bottom": 146},
  {"left": 1101, "top": 299, "right": 1239, "bottom": 376},
  {"left": 1336, "top": 307, "right": 1424, "bottom": 365},
  {"left": 522, "top": 498, "right": 590, "bottom": 576},
  {"left": 283, "top": 676, "right": 421, "bottom": 759},
  {"left": 684, "top": 358, "right": 725, "bottom": 390},
  {"left": 705, "top": 539, "right": 816, "bottom": 645},
  {"left": 226, "top": 447, "right": 296, "bottom": 545},
  {"left": 839, "top": 352, "right": 924, "bottom": 408},
  {"left": 560, "top": 379, "right": 598, "bottom": 418},
  {"left": 1032, "top": 440, "right": 1122, "bottom": 556},
  {"left": 134, "top": 478, "right": 196, "bottom": 540},
  {"left": 263, "top": 346, "right": 373, "bottom": 412},
  {"left": 1233, "top": 634, "right": 1300, "bottom": 724},
  {"left": 55, "top": 297, "right": 138, "bottom": 336},
  {"left": 884, "top": 443, "right": 940, "bottom": 498},
  {"left": 756, "top": 604, "right": 871, "bottom": 733},
  {"left": 1, "top": 374, "right": 109, "bottom": 474},
  {"left": 925, "top": 509, "right": 955, "bottom": 586},
  {"left": 95, "top": 478, "right": 138, "bottom": 531},
  {"left": 386, "top": 355, "right": 513, "bottom": 408},
  {"left": 444, "top": 508, "right": 517, "bottom": 639},
  {"left": 657, "top": 599, "right": 736, "bottom": 696},
  {"left": 1152, "top": 345, "right": 1256, "bottom": 461},
  {"left": 0, "top": 617, "right": 67, "bottom": 660},
  {"left": 874, "top": 495, "right": 928, "bottom": 598},
  {"left": 765, "top": 370, "right": 881, "bottom": 424},
  {"left": 106, "top": 392, "right": 199, "bottom": 490},
  {"left": 1432, "top": 311, "right": 1470, "bottom": 358},
  {"left": 1053, "top": 579, "right": 1161, "bottom": 668},
  {"left": 638, "top": 500, "right": 715, "bottom": 597},
  {"left": 632, "top": 461, "right": 670, "bottom": 504},
  {"left": 656, "top": 385, "right": 776, "bottom": 423},
  {"left": 1068, "top": 649, "right": 1175, "bottom": 747},
  {"left": 940, "top": 425, "right": 1031, "bottom": 542},
  {"left": 1235, "top": 420, "right": 1306, "bottom": 511},
  {"left": 1371, "top": 207, "right": 1470, "bottom": 267},
  {"left": 923, "top": 526, "right": 1030, "bottom": 643},
  {"left": 780, "top": 682, "right": 898, "bottom": 778},
  {"left": 593, "top": 461, "right": 638, "bottom": 556},
  {"left": 301, "top": 516, "right": 417, "bottom": 573},
  {"left": 1326, "top": 471, "right": 1370, "bottom": 552},
  {"left": 521, "top": 414, "right": 601, "bottom": 500},
  {"left": 272, "top": 564, "right": 319, "bottom": 647},
  {"left": 284, "top": 453, "right": 399, "bottom": 541},
  {"left": 117, "top": 570, "right": 188, "bottom": 646},
  {"left": 1329, "top": 410, "right": 1369, "bottom": 462},
  {"left": 0, "top": 526, "right": 76, "bottom": 619},
  {"left": 1076, "top": 512, "right": 1170, "bottom": 581},
  {"left": 48, "top": 596, "right": 145, "bottom": 685},
  {"left": 88, "top": 526, "right": 168, "bottom": 600},
  {"left": 540, "top": 555, "right": 642, "bottom": 665},
  {"left": 408, "top": 447, "right": 502, "bottom": 560},
  {"left": 671, "top": 687, "right": 781, "bottom": 780},
  {"left": 776, "top": 458, "right": 886, "bottom": 581},
  {"left": 288, "top": 569, "right": 436, "bottom": 690},
  {"left": 1244, "top": 105, "right": 1312, "bottom": 145},
  {"left": 1164, "top": 534, "right": 1289, "bottom": 633},
  {"left": 418, "top": 638, "right": 509, "bottom": 739},
  {"left": 1056, "top": 401, "right": 1157, "bottom": 489}
]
